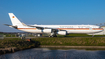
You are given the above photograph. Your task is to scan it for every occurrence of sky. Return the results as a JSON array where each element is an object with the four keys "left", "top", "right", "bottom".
[{"left": 0, "top": 0, "right": 105, "bottom": 32}]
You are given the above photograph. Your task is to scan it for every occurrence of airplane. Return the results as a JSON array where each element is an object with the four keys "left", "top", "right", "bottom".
[{"left": 4, "top": 13, "right": 104, "bottom": 37}]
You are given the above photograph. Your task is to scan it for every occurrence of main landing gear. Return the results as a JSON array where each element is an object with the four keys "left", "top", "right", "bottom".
[{"left": 49, "top": 33, "right": 57, "bottom": 37}]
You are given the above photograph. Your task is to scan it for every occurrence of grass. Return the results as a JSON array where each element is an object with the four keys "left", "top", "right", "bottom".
[
  {"left": 57, "top": 34, "right": 105, "bottom": 37},
  {"left": 31, "top": 37, "right": 105, "bottom": 46},
  {"left": 0, "top": 34, "right": 105, "bottom": 49},
  {"left": 0, "top": 38, "right": 40, "bottom": 49}
]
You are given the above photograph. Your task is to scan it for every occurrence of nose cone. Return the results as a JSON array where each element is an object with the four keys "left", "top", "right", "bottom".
[
  {"left": 93, "top": 28, "right": 104, "bottom": 33},
  {"left": 101, "top": 28, "right": 104, "bottom": 31},
  {"left": 99, "top": 28, "right": 104, "bottom": 32}
]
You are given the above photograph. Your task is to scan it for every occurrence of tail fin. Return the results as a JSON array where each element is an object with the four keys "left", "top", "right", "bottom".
[{"left": 8, "top": 13, "right": 23, "bottom": 26}]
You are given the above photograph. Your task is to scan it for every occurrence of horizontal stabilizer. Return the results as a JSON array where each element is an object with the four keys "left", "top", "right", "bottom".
[{"left": 4, "top": 24, "right": 17, "bottom": 29}]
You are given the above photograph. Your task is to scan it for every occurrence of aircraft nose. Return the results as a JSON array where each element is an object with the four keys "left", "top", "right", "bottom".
[
  {"left": 102, "top": 28, "right": 104, "bottom": 31},
  {"left": 100, "top": 28, "right": 104, "bottom": 32}
]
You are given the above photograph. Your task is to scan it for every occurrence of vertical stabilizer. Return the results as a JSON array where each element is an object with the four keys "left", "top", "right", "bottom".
[{"left": 8, "top": 13, "right": 23, "bottom": 26}]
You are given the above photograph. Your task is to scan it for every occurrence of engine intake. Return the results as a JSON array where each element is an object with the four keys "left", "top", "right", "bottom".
[
  {"left": 57, "top": 31, "right": 67, "bottom": 35},
  {"left": 42, "top": 29, "right": 52, "bottom": 33}
]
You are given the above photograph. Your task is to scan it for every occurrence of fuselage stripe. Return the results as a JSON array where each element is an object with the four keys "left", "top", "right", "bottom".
[{"left": 17, "top": 28, "right": 103, "bottom": 30}]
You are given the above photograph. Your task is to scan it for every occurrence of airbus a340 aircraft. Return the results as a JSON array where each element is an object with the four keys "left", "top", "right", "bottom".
[{"left": 5, "top": 13, "right": 104, "bottom": 37}]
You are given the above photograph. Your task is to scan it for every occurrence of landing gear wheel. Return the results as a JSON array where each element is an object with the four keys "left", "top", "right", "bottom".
[
  {"left": 49, "top": 36, "right": 51, "bottom": 37},
  {"left": 53, "top": 35, "right": 57, "bottom": 37},
  {"left": 49, "top": 36, "right": 53, "bottom": 37},
  {"left": 49, "top": 35, "right": 57, "bottom": 37}
]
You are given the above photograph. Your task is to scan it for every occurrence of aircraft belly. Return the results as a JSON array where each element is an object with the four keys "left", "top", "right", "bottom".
[
  {"left": 18, "top": 29, "right": 42, "bottom": 33},
  {"left": 18, "top": 28, "right": 103, "bottom": 34},
  {"left": 67, "top": 30, "right": 102, "bottom": 34}
]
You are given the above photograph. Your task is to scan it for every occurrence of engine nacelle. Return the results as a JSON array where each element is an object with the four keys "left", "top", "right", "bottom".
[
  {"left": 57, "top": 31, "right": 67, "bottom": 35},
  {"left": 42, "top": 29, "right": 52, "bottom": 33}
]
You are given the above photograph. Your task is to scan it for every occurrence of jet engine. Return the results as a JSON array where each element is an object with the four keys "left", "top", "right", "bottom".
[
  {"left": 42, "top": 29, "right": 52, "bottom": 33},
  {"left": 57, "top": 31, "right": 67, "bottom": 35}
]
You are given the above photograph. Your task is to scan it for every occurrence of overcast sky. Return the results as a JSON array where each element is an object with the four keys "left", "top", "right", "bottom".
[{"left": 0, "top": 0, "right": 105, "bottom": 32}]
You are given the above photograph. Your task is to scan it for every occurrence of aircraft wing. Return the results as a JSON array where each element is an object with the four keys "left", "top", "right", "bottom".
[
  {"left": 27, "top": 25, "right": 58, "bottom": 30},
  {"left": 21, "top": 22, "right": 58, "bottom": 30}
]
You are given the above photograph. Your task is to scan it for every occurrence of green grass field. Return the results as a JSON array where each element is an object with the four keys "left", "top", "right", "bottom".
[
  {"left": 1, "top": 33, "right": 105, "bottom": 37},
  {"left": 0, "top": 38, "right": 40, "bottom": 49},
  {"left": 57, "top": 34, "right": 105, "bottom": 37},
  {"left": 32, "top": 37, "right": 105, "bottom": 46},
  {"left": 0, "top": 33, "right": 105, "bottom": 49}
]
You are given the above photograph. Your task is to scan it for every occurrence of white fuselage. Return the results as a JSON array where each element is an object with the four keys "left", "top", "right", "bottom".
[{"left": 17, "top": 25, "right": 103, "bottom": 34}]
